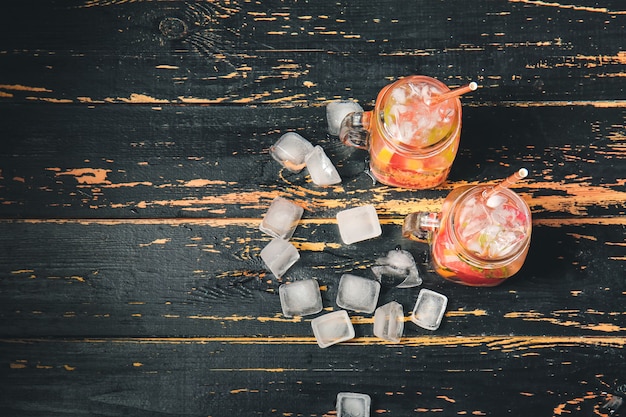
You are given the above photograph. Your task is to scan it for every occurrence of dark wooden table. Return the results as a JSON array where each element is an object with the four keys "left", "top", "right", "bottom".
[{"left": 1, "top": 1, "right": 625, "bottom": 416}]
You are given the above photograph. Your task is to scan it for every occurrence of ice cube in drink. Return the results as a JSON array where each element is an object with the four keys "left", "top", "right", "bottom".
[
  {"left": 270, "top": 132, "right": 314, "bottom": 173},
  {"left": 336, "top": 274, "right": 381, "bottom": 314},
  {"left": 311, "top": 310, "right": 355, "bottom": 348},
  {"left": 260, "top": 238, "right": 300, "bottom": 278},
  {"left": 373, "top": 301, "right": 404, "bottom": 343},
  {"left": 279, "top": 279, "right": 323, "bottom": 318},
  {"left": 336, "top": 392, "right": 371, "bottom": 417},
  {"left": 259, "top": 196, "right": 304, "bottom": 240},
  {"left": 410, "top": 288, "right": 447, "bottom": 331},
  {"left": 336, "top": 205, "right": 382, "bottom": 244}
]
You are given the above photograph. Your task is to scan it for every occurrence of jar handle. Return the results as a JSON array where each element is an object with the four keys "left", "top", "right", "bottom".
[
  {"left": 402, "top": 212, "right": 441, "bottom": 241},
  {"left": 339, "top": 111, "right": 371, "bottom": 150}
]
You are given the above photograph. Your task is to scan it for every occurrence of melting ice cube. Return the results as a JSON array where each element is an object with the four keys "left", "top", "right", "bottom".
[
  {"left": 304, "top": 145, "right": 342, "bottom": 186},
  {"left": 260, "top": 238, "right": 300, "bottom": 278},
  {"left": 336, "top": 205, "right": 382, "bottom": 245},
  {"left": 279, "top": 279, "right": 323, "bottom": 318},
  {"left": 259, "top": 196, "right": 304, "bottom": 240},
  {"left": 373, "top": 301, "right": 404, "bottom": 343},
  {"left": 336, "top": 274, "right": 381, "bottom": 314},
  {"left": 269, "top": 132, "right": 314, "bottom": 173},
  {"left": 410, "top": 289, "right": 448, "bottom": 331},
  {"left": 371, "top": 248, "right": 422, "bottom": 288},
  {"left": 326, "top": 100, "right": 364, "bottom": 136},
  {"left": 336, "top": 392, "right": 371, "bottom": 417},
  {"left": 311, "top": 310, "right": 355, "bottom": 348}
]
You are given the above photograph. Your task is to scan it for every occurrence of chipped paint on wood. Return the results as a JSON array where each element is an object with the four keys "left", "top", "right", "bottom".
[
  {"left": 509, "top": 0, "right": 626, "bottom": 15},
  {"left": 52, "top": 168, "right": 111, "bottom": 185},
  {"left": 139, "top": 238, "right": 171, "bottom": 247},
  {"left": 4, "top": 336, "right": 622, "bottom": 349}
]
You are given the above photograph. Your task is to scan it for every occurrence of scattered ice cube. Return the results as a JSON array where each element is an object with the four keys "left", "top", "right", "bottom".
[
  {"left": 336, "top": 274, "right": 381, "bottom": 314},
  {"left": 260, "top": 238, "right": 300, "bottom": 278},
  {"left": 336, "top": 392, "right": 371, "bottom": 417},
  {"left": 336, "top": 205, "right": 382, "bottom": 244},
  {"left": 373, "top": 301, "right": 404, "bottom": 343},
  {"left": 311, "top": 310, "right": 355, "bottom": 348},
  {"left": 371, "top": 248, "right": 422, "bottom": 288},
  {"left": 410, "top": 289, "right": 448, "bottom": 331},
  {"left": 279, "top": 279, "right": 323, "bottom": 318},
  {"left": 269, "top": 132, "right": 314, "bottom": 173},
  {"left": 304, "top": 145, "right": 342, "bottom": 186},
  {"left": 326, "top": 100, "right": 364, "bottom": 136},
  {"left": 259, "top": 196, "right": 304, "bottom": 240}
]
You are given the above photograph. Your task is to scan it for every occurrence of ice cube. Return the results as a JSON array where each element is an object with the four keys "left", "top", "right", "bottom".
[
  {"left": 269, "top": 132, "right": 314, "bottom": 173},
  {"left": 279, "top": 279, "right": 323, "bottom": 318},
  {"left": 336, "top": 205, "right": 382, "bottom": 244},
  {"left": 373, "top": 301, "right": 404, "bottom": 343},
  {"left": 486, "top": 192, "right": 507, "bottom": 208},
  {"left": 336, "top": 392, "right": 371, "bottom": 417},
  {"left": 326, "top": 100, "right": 364, "bottom": 136},
  {"left": 260, "top": 238, "right": 300, "bottom": 278},
  {"left": 372, "top": 248, "right": 422, "bottom": 288},
  {"left": 304, "top": 145, "right": 342, "bottom": 186},
  {"left": 410, "top": 289, "right": 448, "bottom": 331},
  {"left": 487, "top": 229, "right": 526, "bottom": 258},
  {"left": 336, "top": 274, "right": 381, "bottom": 314},
  {"left": 259, "top": 196, "right": 304, "bottom": 240},
  {"left": 311, "top": 310, "right": 355, "bottom": 348}
]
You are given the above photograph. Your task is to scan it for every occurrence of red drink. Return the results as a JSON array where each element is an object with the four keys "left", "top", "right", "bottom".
[{"left": 403, "top": 185, "right": 532, "bottom": 287}]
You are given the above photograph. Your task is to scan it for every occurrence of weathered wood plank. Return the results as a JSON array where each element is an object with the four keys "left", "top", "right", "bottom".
[
  {"left": 0, "top": 1, "right": 625, "bottom": 104},
  {"left": 1, "top": 105, "right": 624, "bottom": 219},
  {"left": 0, "top": 1, "right": 624, "bottom": 416},
  {"left": 1, "top": 338, "right": 624, "bottom": 416},
  {"left": 1, "top": 220, "right": 624, "bottom": 337}
]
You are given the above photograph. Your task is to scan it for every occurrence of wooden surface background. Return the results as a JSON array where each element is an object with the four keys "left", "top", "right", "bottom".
[{"left": 0, "top": 1, "right": 625, "bottom": 416}]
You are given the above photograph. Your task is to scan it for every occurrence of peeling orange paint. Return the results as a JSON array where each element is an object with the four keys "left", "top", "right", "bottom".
[
  {"left": 115, "top": 93, "right": 170, "bottom": 104},
  {"left": 437, "top": 395, "right": 456, "bottom": 403},
  {"left": 292, "top": 241, "right": 342, "bottom": 251},
  {"left": 187, "top": 314, "right": 303, "bottom": 324},
  {"left": 505, "top": 311, "right": 625, "bottom": 332},
  {"left": 0, "top": 84, "right": 52, "bottom": 92},
  {"left": 11, "top": 269, "right": 34, "bottom": 274},
  {"left": 567, "top": 233, "right": 598, "bottom": 241},
  {"left": 54, "top": 168, "right": 111, "bottom": 185},
  {"left": 509, "top": 0, "right": 626, "bottom": 15},
  {"left": 447, "top": 309, "right": 488, "bottom": 317},
  {"left": 27, "top": 97, "right": 73, "bottom": 103},
  {"left": 10, "top": 362, "right": 27, "bottom": 369},
  {"left": 139, "top": 238, "right": 171, "bottom": 247},
  {"left": 104, "top": 181, "right": 153, "bottom": 188},
  {"left": 182, "top": 179, "right": 228, "bottom": 187}
]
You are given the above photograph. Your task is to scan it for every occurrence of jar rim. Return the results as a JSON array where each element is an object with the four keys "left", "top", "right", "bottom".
[
  {"left": 376, "top": 75, "right": 462, "bottom": 156},
  {"left": 448, "top": 186, "right": 532, "bottom": 266}
]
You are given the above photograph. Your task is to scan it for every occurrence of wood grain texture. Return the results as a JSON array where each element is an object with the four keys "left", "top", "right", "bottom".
[{"left": 0, "top": 0, "right": 624, "bottom": 416}]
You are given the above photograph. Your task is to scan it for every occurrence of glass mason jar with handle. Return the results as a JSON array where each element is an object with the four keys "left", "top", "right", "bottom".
[
  {"left": 339, "top": 76, "right": 475, "bottom": 189},
  {"left": 402, "top": 177, "right": 532, "bottom": 287}
]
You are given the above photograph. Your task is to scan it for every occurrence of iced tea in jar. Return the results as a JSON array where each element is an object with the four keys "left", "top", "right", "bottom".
[
  {"left": 402, "top": 171, "right": 532, "bottom": 286},
  {"left": 339, "top": 76, "right": 474, "bottom": 189}
]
